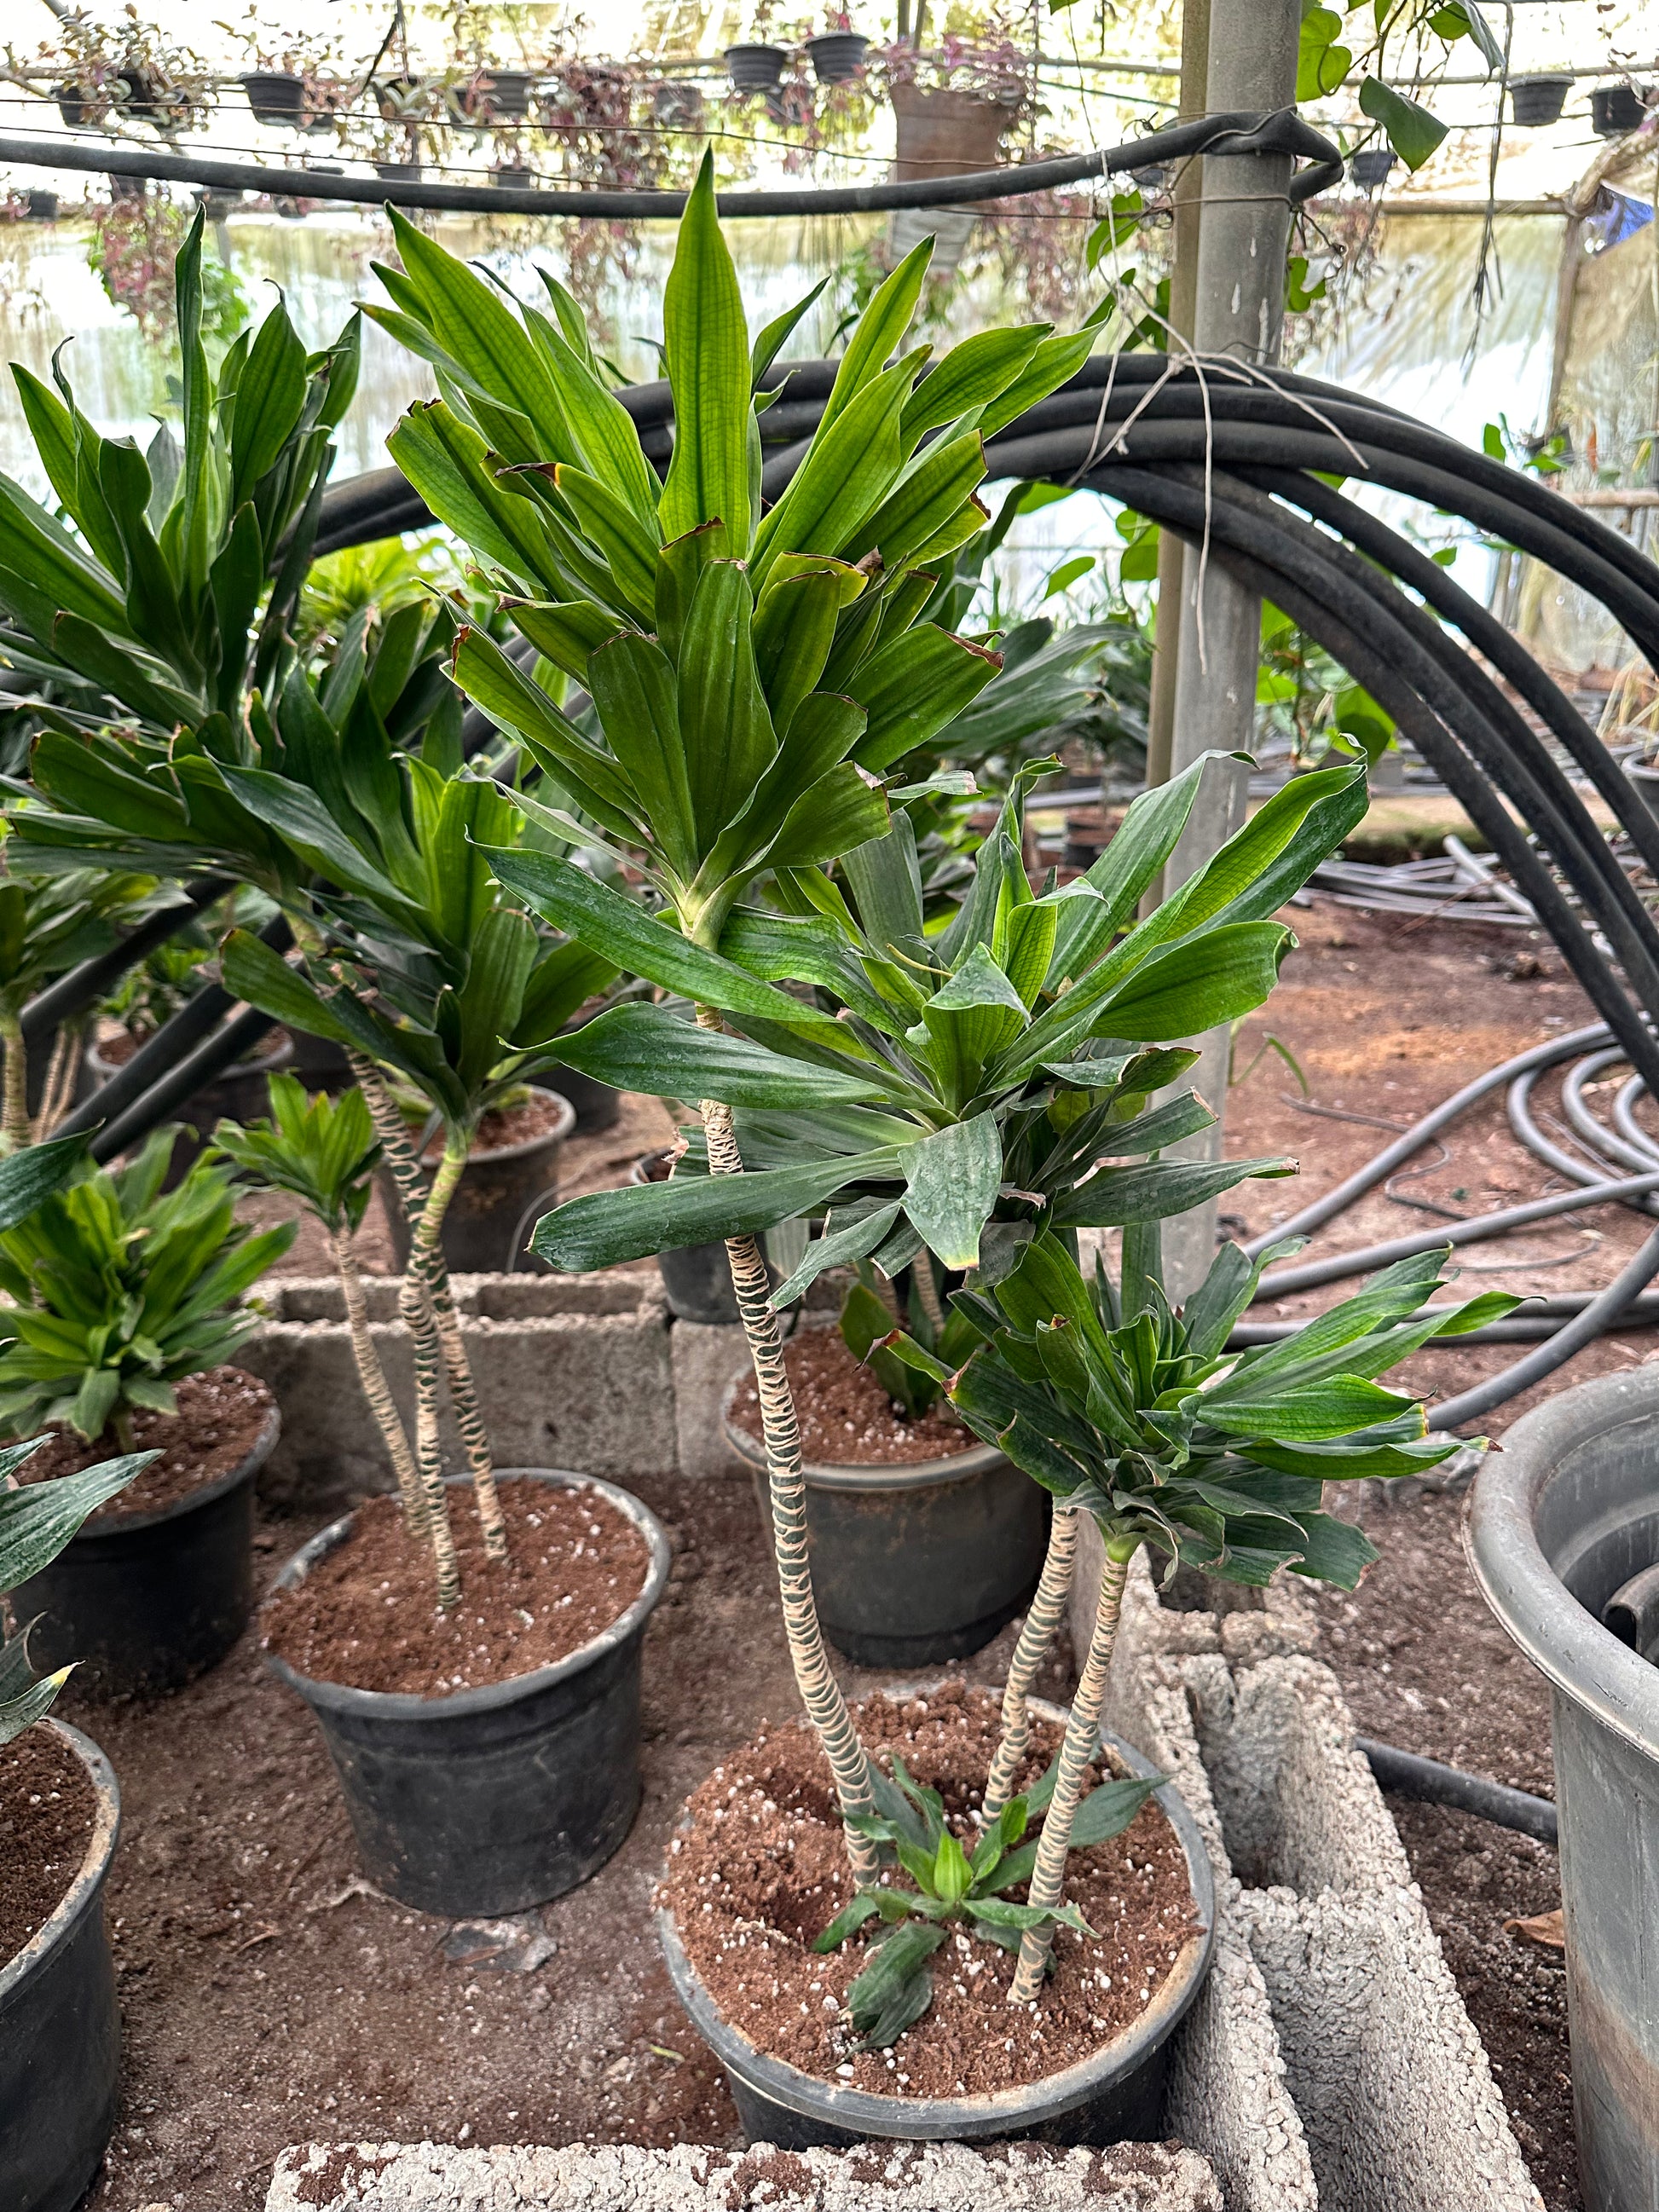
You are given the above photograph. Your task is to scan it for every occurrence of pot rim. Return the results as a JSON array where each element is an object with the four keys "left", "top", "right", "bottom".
[
  {"left": 656, "top": 1706, "right": 1214, "bottom": 2139},
  {"left": 50, "top": 1386, "right": 279, "bottom": 1542},
  {"left": 404, "top": 1083, "right": 577, "bottom": 1170},
  {"left": 88, "top": 1028, "right": 293, "bottom": 1083},
  {"left": 725, "top": 41, "right": 789, "bottom": 58},
  {"left": 262, "top": 1467, "right": 671, "bottom": 1720},
  {"left": 0, "top": 1717, "right": 119, "bottom": 2012},
  {"left": 720, "top": 1370, "right": 996, "bottom": 1493},
  {"left": 1466, "top": 1366, "right": 1659, "bottom": 1764}
]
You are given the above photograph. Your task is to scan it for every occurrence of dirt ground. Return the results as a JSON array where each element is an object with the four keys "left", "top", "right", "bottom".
[{"left": 78, "top": 895, "right": 1636, "bottom": 2210}]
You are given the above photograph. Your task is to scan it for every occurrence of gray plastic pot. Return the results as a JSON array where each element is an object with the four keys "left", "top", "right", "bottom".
[
  {"left": 1509, "top": 72, "right": 1572, "bottom": 125},
  {"left": 658, "top": 1713, "right": 1214, "bottom": 2149},
  {"left": 265, "top": 1470, "right": 670, "bottom": 1917},
  {"left": 806, "top": 31, "right": 869, "bottom": 83},
  {"left": 725, "top": 43, "right": 788, "bottom": 92},
  {"left": 381, "top": 1085, "right": 576, "bottom": 1276},
  {"left": 722, "top": 1374, "right": 1047, "bottom": 1666},
  {"left": 12, "top": 1395, "right": 279, "bottom": 1698},
  {"left": 241, "top": 69, "right": 306, "bottom": 124},
  {"left": 1467, "top": 1364, "right": 1659, "bottom": 2212},
  {"left": 0, "top": 1719, "right": 121, "bottom": 2212}
]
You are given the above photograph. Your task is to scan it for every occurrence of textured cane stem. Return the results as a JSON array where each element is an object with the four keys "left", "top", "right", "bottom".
[
  {"left": 332, "top": 1224, "right": 427, "bottom": 1543},
  {"left": 350, "top": 1057, "right": 460, "bottom": 1607},
  {"left": 695, "top": 1008, "right": 877, "bottom": 1884},
  {"left": 1009, "top": 1545, "right": 1132, "bottom": 2005},
  {"left": 32, "top": 1025, "right": 78, "bottom": 1141},
  {"left": 982, "top": 1510, "right": 1080, "bottom": 1824},
  {"left": 0, "top": 1014, "right": 27, "bottom": 1152},
  {"left": 912, "top": 1256, "right": 947, "bottom": 1340}
]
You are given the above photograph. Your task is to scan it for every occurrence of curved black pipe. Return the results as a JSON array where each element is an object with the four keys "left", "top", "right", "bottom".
[
  {"left": 87, "top": 1002, "right": 278, "bottom": 1166},
  {"left": 0, "top": 107, "right": 1341, "bottom": 221},
  {"left": 1357, "top": 1737, "right": 1559, "bottom": 1848},
  {"left": 20, "top": 874, "right": 234, "bottom": 1046}
]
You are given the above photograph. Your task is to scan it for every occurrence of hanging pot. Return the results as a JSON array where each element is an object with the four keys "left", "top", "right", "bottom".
[
  {"left": 0, "top": 1720, "right": 121, "bottom": 2212},
  {"left": 479, "top": 68, "right": 534, "bottom": 118},
  {"left": 725, "top": 43, "right": 789, "bottom": 95},
  {"left": 1591, "top": 84, "right": 1647, "bottom": 137},
  {"left": 658, "top": 1712, "right": 1215, "bottom": 2150},
  {"left": 1350, "top": 147, "right": 1397, "bottom": 190},
  {"left": 374, "top": 160, "right": 425, "bottom": 183},
  {"left": 722, "top": 1368, "right": 1048, "bottom": 1665},
  {"left": 26, "top": 189, "right": 58, "bottom": 221},
  {"left": 806, "top": 32, "right": 870, "bottom": 85},
  {"left": 265, "top": 1470, "right": 671, "bottom": 1916},
  {"left": 889, "top": 81, "right": 1009, "bottom": 180},
  {"left": 11, "top": 1394, "right": 280, "bottom": 1698},
  {"left": 241, "top": 70, "right": 308, "bottom": 126},
  {"left": 54, "top": 83, "right": 90, "bottom": 129},
  {"left": 1509, "top": 73, "right": 1573, "bottom": 127},
  {"left": 490, "top": 164, "right": 537, "bottom": 190},
  {"left": 379, "top": 1085, "right": 576, "bottom": 1276}
]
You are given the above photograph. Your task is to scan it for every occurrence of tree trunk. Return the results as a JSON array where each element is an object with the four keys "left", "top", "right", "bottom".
[
  {"left": 1008, "top": 1540, "right": 1133, "bottom": 2004},
  {"left": 982, "top": 1509, "right": 1079, "bottom": 1823},
  {"left": 330, "top": 1222, "right": 427, "bottom": 1543},
  {"left": 695, "top": 1008, "right": 877, "bottom": 1886},
  {"left": 0, "top": 1013, "right": 27, "bottom": 1152}
]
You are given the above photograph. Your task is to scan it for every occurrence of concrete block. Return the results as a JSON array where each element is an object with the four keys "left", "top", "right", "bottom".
[
  {"left": 265, "top": 2138, "right": 1225, "bottom": 2210},
  {"left": 671, "top": 1320, "right": 749, "bottom": 1478}
]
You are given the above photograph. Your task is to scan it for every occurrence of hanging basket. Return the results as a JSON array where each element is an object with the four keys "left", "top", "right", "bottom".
[
  {"left": 890, "top": 81, "right": 1009, "bottom": 181},
  {"left": 1591, "top": 83, "right": 1648, "bottom": 137},
  {"left": 1350, "top": 147, "right": 1397, "bottom": 190},
  {"left": 1509, "top": 72, "right": 1572, "bottom": 126},
  {"left": 725, "top": 43, "right": 788, "bottom": 94},
  {"left": 806, "top": 32, "right": 869, "bottom": 85},
  {"left": 241, "top": 70, "right": 307, "bottom": 126}
]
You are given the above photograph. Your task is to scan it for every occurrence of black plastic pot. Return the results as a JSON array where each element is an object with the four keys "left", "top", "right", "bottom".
[
  {"left": 242, "top": 70, "right": 307, "bottom": 125},
  {"left": 543, "top": 1054, "right": 620, "bottom": 1134},
  {"left": 26, "top": 189, "right": 58, "bottom": 221},
  {"left": 1625, "top": 760, "right": 1659, "bottom": 826},
  {"left": 374, "top": 160, "right": 425, "bottom": 183},
  {"left": 0, "top": 1720, "right": 121, "bottom": 2212},
  {"left": 265, "top": 1470, "right": 670, "bottom": 1916},
  {"left": 1592, "top": 83, "right": 1647, "bottom": 137},
  {"left": 659, "top": 1712, "right": 1214, "bottom": 2148},
  {"left": 722, "top": 1372, "right": 1048, "bottom": 1666},
  {"left": 1510, "top": 72, "right": 1572, "bottom": 126},
  {"left": 1350, "top": 148, "right": 1397, "bottom": 190},
  {"left": 479, "top": 68, "right": 534, "bottom": 118},
  {"left": 725, "top": 43, "right": 789, "bottom": 93},
  {"left": 287, "top": 1028, "right": 353, "bottom": 1092},
  {"left": 380, "top": 1084, "right": 575, "bottom": 1276},
  {"left": 806, "top": 32, "right": 869, "bottom": 84},
  {"left": 491, "top": 165, "right": 536, "bottom": 189},
  {"left": 55, "top": 83, "right": 90, "bottom": 129},
  {"left": 632, "top": 1150, "right": 739, "bottom": 1322},
  {"left": 12, "top": 1396, "right": 279, "bottom": 1699}
]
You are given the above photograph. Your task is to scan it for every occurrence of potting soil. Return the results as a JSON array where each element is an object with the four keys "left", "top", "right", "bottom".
[
  {"left": 260, "top": 1477, "right": 650, "bottom": 1695},
  {"left": 16, "top": 1366, "right": 275, "bottom": 1521},
  {"left": 0, "top": 1726, "right": 96, "bottom": 1967},
  {"left": 730, "top": 1327, "right": 977, "bottom": 1465},
  {"left": 658, "top": 1680, "right": 1199, "bottom": 2099}
]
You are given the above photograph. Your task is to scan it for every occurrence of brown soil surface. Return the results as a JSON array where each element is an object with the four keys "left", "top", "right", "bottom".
[
  {"left": 96, "top": 1025, "right": 291, "bottom": 1071},
  {"left": 414, "top": 1089, "right": 571, "bottom": 1166},
  {"left": 77, "top": 1476, "right": 1076, "bottom": 2211},
  {"left": 731, "top": 1325, "right": 976, "bottom": 1466},
  {"left": 14, "top": 1368, "right": 275, "bottom": 1522},
  {"left": 261, "top": 1478, "right": 650, "bottom": 1696},
  {"left": 660, "top": 1681, "right": 1197, "bottom": 2099},
  {"left": 0, "top": 1725, "right": 96, "bottom": 1969}
]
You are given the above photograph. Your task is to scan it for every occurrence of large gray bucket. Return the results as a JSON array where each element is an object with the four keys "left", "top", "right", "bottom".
[{"left": 1467, "top": 1366, "right": 1659, "bottom": 2212}]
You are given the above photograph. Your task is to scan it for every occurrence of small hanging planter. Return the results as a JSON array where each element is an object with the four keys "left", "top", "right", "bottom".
[
  {"left": 26, "top": 188, "right": 58, "bottom": 221},
  {"left": 490, "top": 163, "right": 537, "bottom": 190},
  {"left": 1350, "top": 147, "right": 1397, "bottom": 190},
  {"left": 241, "top": 69, "right": 308, "bottom": 126},
  {"left": 725, "top": 43, "right": 789, "bottom": 95},
  {"left": 806, "top": 31, "right": 869, "bottom": 84},
  {"left": 54, "top": 82, "right": 91, "bottom": 129},
  {"left": 1509, "top": 72, "right": 1573, "bottom": 126},
  {"left": 1591, "top": 82, "right": 1648, "bottom": 137},
  {"left": 479, "top": 68, "right": 535, "bottom": 119},
  {"left": 373, "top": 159, "right": 425, "bottom": 183}
]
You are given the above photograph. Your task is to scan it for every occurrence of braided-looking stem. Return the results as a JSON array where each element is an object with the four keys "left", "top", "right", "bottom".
[
  {"left": 0, "top": 1013, "right": 26, "bottom": 1152},
  {"left": 981, "top": 1510, "right": 1079, "bottom": 1823},
  {"left": 912, "top": 1256, "right": 947, "bottom": 1340},
  {"left": 1009, "top": 1541, "right": 1133, "bottom": 2004},
  {"left": 350, "top": 1055, "right": 460, "bottom": 1605},
  {"left": 330, "top": 1223, "right": 426, "bottom": 1543},
  {"left": 695, "top": 1007, "right": 877, "bottom": 1885}
]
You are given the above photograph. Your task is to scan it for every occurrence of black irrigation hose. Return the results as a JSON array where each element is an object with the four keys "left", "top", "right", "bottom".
[
  {"left": 86, "top": 1002, "right": 278, "bottom": 1165},
  {"left": 0, "top": 106, "right": 1343, "bottom": 219},
  {"left": 20, "top": 873, "right": 234, "bottom": 1046},
  {"left": 1357, "top": 1738, "right": 1559, "bottom": 1848}
]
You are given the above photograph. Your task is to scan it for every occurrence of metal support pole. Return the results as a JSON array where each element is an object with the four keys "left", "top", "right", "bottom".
[{"left": 1159, "top": 0, "right": 1302, "bottom": 1298}]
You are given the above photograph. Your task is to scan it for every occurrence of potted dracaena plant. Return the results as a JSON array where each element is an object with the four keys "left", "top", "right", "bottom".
[
  {"left": 0, "top": 1127, "right": 292, "bottom": 1697},
  {"left": 342, "top": 164, "right": 1498, "bottom": 2134},
  {"left": 358, "top": 151, "right": 1107, "bottom": 1884},
  {"left": 0, "top": 1135, "right": 156, "bottom": 2212}
]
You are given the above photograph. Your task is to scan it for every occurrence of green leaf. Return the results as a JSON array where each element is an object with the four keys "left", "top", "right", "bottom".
[
  {"left": 847, "top": 626, "right": 1003, "bottom": 776},
  {"left": 769, "top": 1199, "right": 903, "bottom": 1308},
  {"left": 503, "top": 598, "right": 623, "bottom": 686},
  {"left": 0, "top": 1450, "right": 156, "bottom": 1594},
  {"left": 751, "top": 278, "right": 829, "bottom": 389},
  {"left": 660, "top": 154, "right": 753, "bottom": 554},
  {"left": 819, "top": 239, "right": 932, "bottom": 441},
  {"left": 812, "top": 1891, "right": 882, "bottom": 1951},
  {"left": 1090, "top": 922, "right": 1292, "bottom": 1042},
  {"left": 387, "top": 401, "right": 558, "bottom": 593},
  {"left": 750, "top": 564, "right": 849, "bottom": 733},
  {"left": 847, "top": 435, "right": 988, "bottom": 573},
  {"left": 899, "top": 326, "right": 1047, "bottom": 444},
  {"left": 550, "top": 465, "right": 660, "bottom": 621},
  {"left": 1358, "top": 78, "right": 1449, "bottom": 170},
  {"left": 453, "top": 625, "right": 643, "bottom": 841},
  {"left": 904, "top": 1113, "right": 1003, "bottom": 1270},
  {"left": 766, "top": 764, "right": 890, "bottom": 871},
  {"left": 846, "top": 1916, "right": 946, "bottom": 2044},
  {"left": 750, "top": 358, "right": 915, "bottom": 587},
  {"left": 1068, "top": 1775, "right": 1159, "bottom": 1848},
  {"left": 530, "top": 1147, "right": 896, "bottom": 1270},
  {"left": 1052, "top": 1153, "right": 1292, "bottom": 1229},
  {"left": 550, "top": 1005, "right": 893, "bottom": 1107},
  {"left": 677, "top": 560, "right": 777, "bottom": 854},
  {"left": 230, "top": 300, "right": 308, "bottom": 500},
  {"left": 585, "top": 630, "right": 699, "bottom": 879},
  {"left": 0, "top": 1134, "right": 88, "bottom": 1233}
]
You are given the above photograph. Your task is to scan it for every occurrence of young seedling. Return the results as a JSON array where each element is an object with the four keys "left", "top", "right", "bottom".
[{"left": 213, "top": 1077, "right": 435, "bottom": 1559}]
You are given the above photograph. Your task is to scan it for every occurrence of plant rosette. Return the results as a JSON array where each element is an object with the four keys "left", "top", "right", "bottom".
[
  {"left": 656, "top": 1679, "right": 1212, "bottom": 2146},
  {"left": 721, "top": 1323, "right": 1046, "bottom": 1667},
  {"left": 260, "top": 1470, "right": 670, "bottom": 1916}
]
